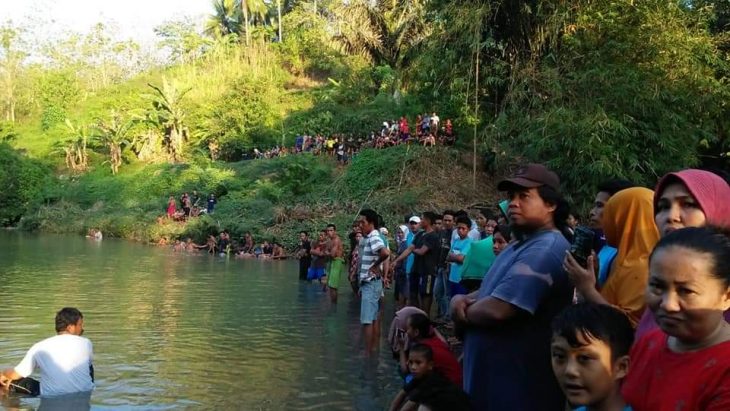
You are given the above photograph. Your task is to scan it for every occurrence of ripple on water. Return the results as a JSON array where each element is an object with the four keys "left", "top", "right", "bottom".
[{"left": 0, "top": 233, "right": 401, "bottom": 410}]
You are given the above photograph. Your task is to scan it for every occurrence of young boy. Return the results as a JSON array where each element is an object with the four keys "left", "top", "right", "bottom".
[
  {"left": 389, "top": 344, "right": 470, "bottom": 411},
  {"left": 550, "top": 303, "right": 634, "bottom": 411}
]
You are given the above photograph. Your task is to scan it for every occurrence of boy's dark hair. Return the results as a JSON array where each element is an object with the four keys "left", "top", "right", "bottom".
[
  {"left": 597, "top": 179, "right": 636, "bottom": 196},
  {"left": 327, "top": 223, "right": 336, "bottom": 230},
  {"left": 454, "top": 209, "right": 469, "bottom": 219},
  {"left": 300, "top": 231, "right": 308, "bottom": 236},
  {"left": 477, "top": 207, "right": 495, "bottom": 220},
  {"left": 494, "top": 224, "right": 512, "bottom": 241},
  {"left": 651, "top": 226, "right": 730, "bottom": 286},
  {"left": 360, "top": 209, "right": 379, "bottom": 225},
  {"left": 409, "top": 313, "right": 432, "bottom": 338},
  {"left": 552, "top": 303, "right": 634, "bottom": 361},
  {"left": 442, "top": 209, "right": 456, "bottom": 218},
  {"left": 409, "top": 343, "right": 434, "bottom": 362},
  {"left": 422, "top": 211, "right": 438, "bottom": 224},
  {"left": 56, "top": 307, "right": 83, "bottom": 333},
  {"left": 435, "top": 214, "right": 443, "bottom": 221},
  {"left": 455, "top": 215, "right": 471, "bottom": 228}
]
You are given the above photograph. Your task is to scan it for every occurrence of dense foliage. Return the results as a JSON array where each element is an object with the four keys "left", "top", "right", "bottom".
[{"left": 1, "top": 0, "right": 729, "bottom": 237}]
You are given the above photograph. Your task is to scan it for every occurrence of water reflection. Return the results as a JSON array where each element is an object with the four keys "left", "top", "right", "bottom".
[{"left": 0, "top": 232, "right": 400, "bottom": 409}]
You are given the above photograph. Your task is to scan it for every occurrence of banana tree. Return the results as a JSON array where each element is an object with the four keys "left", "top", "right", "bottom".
[
  {"left": 94, "top": 110, "right": 132, "bottom": 175},
  {"left": 143, "top": 79, "right": 191, "bottom": 162},
  {"left": 58, "top": 119, "right": 89, "bottom": 172}
]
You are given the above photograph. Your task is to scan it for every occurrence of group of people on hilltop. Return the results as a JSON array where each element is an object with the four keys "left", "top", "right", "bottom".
[
  {"left": 250, "top": 112, "right": 455, "bottom": 164},
  {"left": 165, "top": 190, "right": 217, "bottom": 221}
]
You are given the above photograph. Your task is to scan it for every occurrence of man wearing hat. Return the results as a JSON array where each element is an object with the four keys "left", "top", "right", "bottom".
[{"left": 450, "top": 164, "right": 573, "bottom": 411}]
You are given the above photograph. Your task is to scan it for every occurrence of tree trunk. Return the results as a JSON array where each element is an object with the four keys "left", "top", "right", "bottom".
[
  {"left": 277, "top": 0, "right": 282, "bottom": 42},
  {"left": 242, "top": 0, "right": 250, "bottom": 46}
]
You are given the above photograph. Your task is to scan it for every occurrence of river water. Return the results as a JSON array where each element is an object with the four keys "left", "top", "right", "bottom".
[{"left": 0, "top": 232, "right": 400, "bottom": 410}]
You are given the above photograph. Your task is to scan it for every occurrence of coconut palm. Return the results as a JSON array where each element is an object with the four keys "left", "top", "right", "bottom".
[
  {"left": 333, "top": 0, "right": 430, "bottom": 95},
  {"left": 205, "top": 0, "right": 242, "bottom": 37}
]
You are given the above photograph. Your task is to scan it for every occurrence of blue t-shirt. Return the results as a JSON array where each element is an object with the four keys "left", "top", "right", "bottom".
[
  {"left": 597, "top": 245, "right": 618, "bottom": 287},
  {"left": 448, "top": 236, "right": 472, "bottom": 283},
  {"left": 463, "top": 230, "right": 572, "bottom": 411},
  {"left": 405, "top": 230, "right": 419, "bottom": 274}
]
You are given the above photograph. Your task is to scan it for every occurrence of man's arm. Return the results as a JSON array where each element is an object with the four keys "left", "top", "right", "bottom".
[
  {"left": 465, "top": 296, "right": 522, "bottom": 327},
  {"left": 0, "top": 369, "right": 22, "bottom": 389},
  {"left": 392, "top": 244, "right": 415, "bottom": 266},
  {"left": 389, "top": 389, "right": 408, "bottom": 411}
]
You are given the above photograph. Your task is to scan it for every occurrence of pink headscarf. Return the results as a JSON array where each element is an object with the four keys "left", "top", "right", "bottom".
[
  {"left": 654, "top": 169, "right": 730, "bottom": 228},
  {"left": 636, "top": 169, "right": 730, "bottom": 339}
]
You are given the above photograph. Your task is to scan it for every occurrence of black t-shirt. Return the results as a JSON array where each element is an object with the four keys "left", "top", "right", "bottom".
[
  {"left": 405, "top": 372, "right": 471, "bottom": 411},
  {"left": 421, "top": 231, "right": 441, "bottom": 276},
  {"left": 300, "top": 240, "right": 311, "bottom": 261},
  {"left": 437, "top": 230, "right": 452, "bottom": 268},
  {"left": 411, "top": 231, "right": 426, "bottom": 275}
]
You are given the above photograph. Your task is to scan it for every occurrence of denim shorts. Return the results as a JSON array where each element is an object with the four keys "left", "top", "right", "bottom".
[{"left": 360, "top": 278, "right": 383, "bottom": 325}]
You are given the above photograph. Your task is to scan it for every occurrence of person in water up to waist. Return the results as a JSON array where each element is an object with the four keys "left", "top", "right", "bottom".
[{"left": 0, "top": 307, "right": 94, "bottom": 397}]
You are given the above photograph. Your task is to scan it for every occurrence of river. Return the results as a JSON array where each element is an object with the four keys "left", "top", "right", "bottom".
[{"left": 0, "top": 232, "right": 401, "bottom": 410}]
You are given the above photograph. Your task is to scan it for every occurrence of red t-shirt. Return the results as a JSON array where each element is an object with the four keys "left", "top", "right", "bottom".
[
  {"left": 420, "top": 335, "right": 463, "bottom": 387},
  {"left": 622, "top": 329, "right": 730, "bottom": 411}
]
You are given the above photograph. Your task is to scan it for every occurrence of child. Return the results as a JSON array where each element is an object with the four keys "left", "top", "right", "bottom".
[
  {"left": 389, "top": 344, "right": 470, "bottom": 411},
  {"left": 550, "top": 302, "right": 634, "bottom": 411}
]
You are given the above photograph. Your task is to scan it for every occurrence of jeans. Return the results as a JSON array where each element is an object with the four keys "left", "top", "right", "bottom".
[{"left": 433, "top": 266, "right": 450, "bottom": 319}]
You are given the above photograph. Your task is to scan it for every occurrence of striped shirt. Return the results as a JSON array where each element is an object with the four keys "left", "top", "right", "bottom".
[{"left": 358, "top": 229, "right": 386, "bottom": 281}]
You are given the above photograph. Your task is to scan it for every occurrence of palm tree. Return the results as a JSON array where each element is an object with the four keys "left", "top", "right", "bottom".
[
  {"left": 94, "top": 110, "right": 132, "bottom": 175},
  {"left": 205, "top": 0, "right": 242, "bottom": 37},
  {"left": 143, "top": 79, "right": 191, "bottom": 162},
  {"left": 334, "top": 0, "right": 430, "bottom": 94}
]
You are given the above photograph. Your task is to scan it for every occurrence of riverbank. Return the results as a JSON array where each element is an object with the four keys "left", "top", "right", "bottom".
[{"left": 17, "top": 145, "right": 500, "bottom": 249}]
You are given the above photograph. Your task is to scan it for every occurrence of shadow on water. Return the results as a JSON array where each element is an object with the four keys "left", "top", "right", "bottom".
[{"left": 0, "top": 232, "right": 401, "bottom": 410}]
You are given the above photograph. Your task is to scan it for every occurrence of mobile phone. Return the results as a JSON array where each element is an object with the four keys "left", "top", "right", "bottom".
[{"left": 570, "top": 226, "right": 595, "bottom": 268}]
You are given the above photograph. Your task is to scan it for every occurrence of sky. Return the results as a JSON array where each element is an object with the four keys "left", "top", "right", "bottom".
[{"left": 1, "top": 0, "right": 213, "bottom": 47}]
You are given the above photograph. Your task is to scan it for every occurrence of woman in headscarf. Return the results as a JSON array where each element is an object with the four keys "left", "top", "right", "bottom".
[
  {"left": 635, "top": 169, "right": 730, "bottom": 337},
  {"left": 565, "top": 187, "right": 660, "bottom": 326}
]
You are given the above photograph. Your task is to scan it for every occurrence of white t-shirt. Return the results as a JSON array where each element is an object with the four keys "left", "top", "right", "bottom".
[{"left": 15, "top": 334, "right": 94, "bottom": 397}]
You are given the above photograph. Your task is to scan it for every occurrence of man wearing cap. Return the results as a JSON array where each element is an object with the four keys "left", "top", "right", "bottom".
[{"left": 450, "top": 164, "right": 572, "bottom": 411}]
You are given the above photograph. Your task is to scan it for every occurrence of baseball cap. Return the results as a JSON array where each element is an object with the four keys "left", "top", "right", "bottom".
[
  {"left": 497, "top": 164, "right": 560, "bottom": 191},
  {"left": 408, "top": 216, "right": 421, "bottom": 224}
]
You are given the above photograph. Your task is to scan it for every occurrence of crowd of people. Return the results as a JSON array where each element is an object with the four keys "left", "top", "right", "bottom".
[
  {"left": 293, "top": 164, "right": 730, "bottom": 411},
  {"left": 250, "top": 112, "right": 455, "bottom": 163},
  {"left": 5, "top": 162, "right": 729, "bottom": 411}
]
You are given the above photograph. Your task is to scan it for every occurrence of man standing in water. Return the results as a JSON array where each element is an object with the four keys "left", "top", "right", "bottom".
[
  {"left": 325, "top": 224, "right": 345, "bottom": 303},
  {"left": 357, "top": 209, "right": 390, "bottom": 353},
  {"left": 0, "top": 307, "right": 94, "bottom": 397},
  {"left": 295, "top": 231, "right": 312, "bottom": 281}
]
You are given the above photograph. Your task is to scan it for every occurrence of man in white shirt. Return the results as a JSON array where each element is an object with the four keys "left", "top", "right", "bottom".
[{"left": 0, "top": 307, "right": 94, "bottom": 397}]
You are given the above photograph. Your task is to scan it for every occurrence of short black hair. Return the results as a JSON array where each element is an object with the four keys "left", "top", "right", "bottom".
[
  {"left": 494, "top": 224, "right": 512, "bottom": 241},
  {"left": 360, "top": 209, "right": 379, "bottom": 225},
  {"left": 421, "top": 211, "right": 438, "bottom": 224},
  {"left": 651, "top": 226, "right": 730, "bottom": 286},
  {"left": 408, "top": 343, "right": 433, "bottom": 362},
  {"left": 551, "top": 303, "right": 634, "bottom": 361},
  {"left": 442, "top": 209, "right": 456, "bottom": 218},
  {"left": 300, "top": 231, "right": 309, "bottom": 236},
  {"left": 596, "top": 179, "right": 636, "bottom": 196},
  {"left": 327, "top": 223, "right": 336, "bottom": 230},
  {"left": 454, "top": 209, "right": 469, "bottom": 219},
  {"left": 55, "top": 307, "right": 83, "bottom": 333},
  {"left": 455, "top": 215, "right": 471, "bottom": 227},
  {"left": 476, "top": 207, "right": 495, "bottom": 220}
]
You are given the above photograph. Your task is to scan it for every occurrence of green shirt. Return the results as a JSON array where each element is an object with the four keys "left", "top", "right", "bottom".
[{"left": 460, "top": 236, "right": 495, "bottom": 280}]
